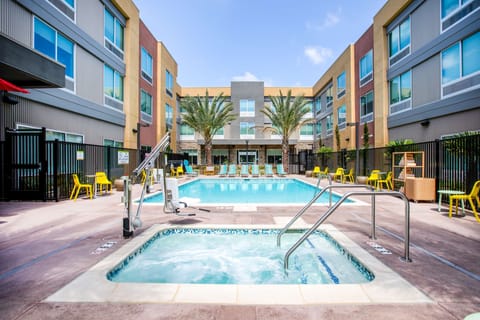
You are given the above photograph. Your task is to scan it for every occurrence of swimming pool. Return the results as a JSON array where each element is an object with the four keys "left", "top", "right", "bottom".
[
  {"left": 47, "top": 223, "right": 431, "bottom": 304},
  {"left": 107, "top": 228, "right": 374, "bottom": 285},
  {"left": 143, "top": 178, "right": 349, "bottom": 205}
]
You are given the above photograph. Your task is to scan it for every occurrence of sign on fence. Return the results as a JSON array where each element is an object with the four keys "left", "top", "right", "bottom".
[{"left": 118, "top": 151, "right": 129, "bottom": 164}]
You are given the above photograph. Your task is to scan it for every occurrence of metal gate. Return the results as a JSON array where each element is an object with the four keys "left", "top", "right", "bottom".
[{"left": 5, "top": 127, "right": 47, "bottom": 201}]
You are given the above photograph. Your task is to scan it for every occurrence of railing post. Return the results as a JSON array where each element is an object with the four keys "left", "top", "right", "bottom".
[{"left": 371, "top": 189, "right": 376, "bottom": 239}]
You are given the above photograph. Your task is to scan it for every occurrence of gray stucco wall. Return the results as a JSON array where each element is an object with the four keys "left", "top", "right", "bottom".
[{"left": 230, "top": 81, "right": 265, "bottom": 140}]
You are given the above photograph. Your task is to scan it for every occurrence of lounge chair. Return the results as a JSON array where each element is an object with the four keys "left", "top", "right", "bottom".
[
  {"left": 227, "top": 164, "right": 237, "bottom": 177},
  {"left": 218, "top": 164, "right": 227, "bottom": 177},
  {"left": 449, "top": 180, "right": 480, "bottom": 222},
  {"left": 265, "top": 164, "right": 273, "bottom": 177},
  {"left": 185, "top": 165, "right": 198, "bottom": 177},
  {"left": 240, "top": 164, "right": 249, "bottom": 177},
  {"left": 95, "top": 172, "right": 112, "bottom": 194},
  {"left": 276, "top": 164, "right": 287, "bottom": 177},
  {"left": 251, "top": 164, "right": 260, "bottom": 177},
  {"left": 70, "top": 174, "right": 93, "bottom": 201},
  {"left": 332, "top": 168, "right": 344, "bottom": 182}
]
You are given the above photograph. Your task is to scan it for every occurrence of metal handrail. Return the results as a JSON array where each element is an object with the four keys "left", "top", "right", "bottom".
[
  {"left": 283, "top": 190, "right": 411, "bottom": 269},
  {"left": 314, "top": 173, "right": 332, "bottom": 206},
  {"left": 277, "top": 184, "right": 375, "bottom": 247}
]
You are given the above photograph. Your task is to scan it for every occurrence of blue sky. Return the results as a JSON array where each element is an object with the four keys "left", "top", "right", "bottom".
[{"left": 134, "top": 0, "right": 387, "bottom": 87}]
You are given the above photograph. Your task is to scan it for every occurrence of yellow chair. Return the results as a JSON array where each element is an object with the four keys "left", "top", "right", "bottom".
[
  {"left": 176, "top": 166, "right": 184, "bottom": 177},
  {"left": 343, "top": 168, "right": 355, "bottom": 183},
  {"left": 95, "top": 172, "right": 112, "bottom": 194},
  {"left": 333, "top": 168, "right": 344, "bottom": 183},
  {"left": 312, "top": 166, "right": 321, "bottom": 177},
  {"left": 367, "top": 170, "right": 380, "bottom": 189},
  {"left": 70, "top": 174, "right": 93, "bottom": 201},
  {"left": 377, "top": 171, "right": 393, "bottom": 190},
  {"left": 141, "top": 169, "right": 154, "bottom": 185},
  {"left": 449, "top": 180, "right": 480, "bottom": 222}
]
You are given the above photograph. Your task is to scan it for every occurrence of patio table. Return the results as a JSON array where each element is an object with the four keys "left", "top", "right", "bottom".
[
  {"left": 86, "top": 174, "right": 97, "bottom": 199},
  {"left": 437, "top": 190, "right": 465, "bottom": 214}
]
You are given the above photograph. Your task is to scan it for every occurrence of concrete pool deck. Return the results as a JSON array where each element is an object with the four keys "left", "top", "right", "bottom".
[{"left": 0, "top": 175, "right": 479, "bottom": 319}]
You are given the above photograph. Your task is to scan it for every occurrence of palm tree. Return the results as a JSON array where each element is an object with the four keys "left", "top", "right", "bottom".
[
  {"left": 261, "top": 90, "right": 312, "bottom": 172},
  {"left": 180, "top": 91, "right": 237, "bottom": 166}
]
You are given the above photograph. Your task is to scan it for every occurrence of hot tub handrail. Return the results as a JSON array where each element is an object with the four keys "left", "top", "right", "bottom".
[
  {"left": 276, "top": 184, "right": 374, "bottom": 247},
  {"left": 283, "top": 190, "right": 411, "bottom": 269}
]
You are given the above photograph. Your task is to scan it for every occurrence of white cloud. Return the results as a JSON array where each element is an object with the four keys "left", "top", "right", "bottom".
[
  {"left": 232, "top": 72, "right": 273, "bottom": 86},
  {"left": 304, "top": 46, "right": 333, "bottom": 65},
  {"left": 232, "top": 72, "right": 261, "bottom": 82},
  {"left": 306, "top": 9, "right": 342, "bottom": 31}
]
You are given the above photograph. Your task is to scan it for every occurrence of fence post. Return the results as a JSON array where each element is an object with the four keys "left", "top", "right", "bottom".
[
  {"left": 435, "top": 139, "right": 440, "bottom": 201},
  {"left": 53, "top": 139, "right": 59, "bottom": 202}
]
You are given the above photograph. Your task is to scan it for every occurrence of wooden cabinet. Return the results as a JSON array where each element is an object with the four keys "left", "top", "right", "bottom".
[
  {"left": 392, "top": 151, "right": 430, "bottom": 200},
  {"left": 404, "top": 178, "right": 435, "bottom": 201}
]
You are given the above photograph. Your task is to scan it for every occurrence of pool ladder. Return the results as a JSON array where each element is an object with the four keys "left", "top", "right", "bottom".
[{"left": 277, "top": 184, "right": 412, "bottom": 269}]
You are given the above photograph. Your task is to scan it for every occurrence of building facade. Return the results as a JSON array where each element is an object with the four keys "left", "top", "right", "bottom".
[
  {"left": 1, "top": 0, "right": 478, "bottom": 169},
  {"left": 374, "top": 0, "right": 480, "bottom": 142}
]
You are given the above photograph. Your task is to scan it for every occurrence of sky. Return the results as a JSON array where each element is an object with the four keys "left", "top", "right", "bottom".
[{"left": 134, "top": 0, "right": 387, "bottom": 88}]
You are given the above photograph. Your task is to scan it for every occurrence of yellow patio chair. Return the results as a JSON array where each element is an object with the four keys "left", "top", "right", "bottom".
[
  {"left": 95, "top": 172, "right": 112, "bottom": 194},
  {"left": 449, "top": 180, "right": 480, "bottom": 222},
  {"left": 333, "top": 168, "right": 344, "bottom": 183},
  {"left": 176, "top": 166, "right": 184, "bottom": 177},
  {"left": 312, "top": 166, "right": 321, "bottom": 177},
  {"left": 343, "top": 168, "right": 355, "bottom": 183},
  {"left": 377, "top": 171, "right": 393, "bottom": 190},
  {"left": 70, "top": 174, "right": 93, "bottom": 201},
  {"left": 141, "top": 169, "right": 154, "bottom": 185},
  {"left": 366, "top": 170, "right": 380, "bottom": 189}
]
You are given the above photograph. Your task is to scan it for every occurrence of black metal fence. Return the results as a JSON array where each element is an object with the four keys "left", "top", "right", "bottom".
[
  {"left": 0, "top": 128, "right": 188, "bottom": 201},
  {"left": 290, "top": 134, "right": 480, "bottom": 198}
]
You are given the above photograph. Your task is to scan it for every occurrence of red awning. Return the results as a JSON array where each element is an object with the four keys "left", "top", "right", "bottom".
[{"left": 0, "top": 77, "right": 29, "bottom": 93}]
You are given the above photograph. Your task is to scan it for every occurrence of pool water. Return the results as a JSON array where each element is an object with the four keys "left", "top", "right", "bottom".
[
  {"left": 143, "top": 178, "right": 348, "bottom": 204},
  {"left": 108, "top": 228, "right": 374, "bottom": 285}
]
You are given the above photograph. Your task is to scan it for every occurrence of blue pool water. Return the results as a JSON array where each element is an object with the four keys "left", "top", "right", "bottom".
[
  {"left": 143, "top": 178, "right": 349, "bottom": 204},
  {"left": 108, "top": 228, "right": 374, "bottom": 285}
]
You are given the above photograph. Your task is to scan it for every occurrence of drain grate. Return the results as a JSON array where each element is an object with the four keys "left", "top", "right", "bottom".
[
  {"left": 91, "top": 241, "right": 117, "bottom": 255},
  {"left": 366, "top": 241, "right": 392, "bottom": 255}
]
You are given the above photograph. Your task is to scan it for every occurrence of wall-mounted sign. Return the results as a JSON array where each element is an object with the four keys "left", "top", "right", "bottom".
[{"left": 76, "top": 150, "right": 84, "bottom": 160}]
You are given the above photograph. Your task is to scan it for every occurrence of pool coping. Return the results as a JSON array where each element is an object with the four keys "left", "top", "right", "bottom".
[
  {"left": 139, "top": 177, "right": 369, "bottom": 207},
  {"left": 45, "top": 222, "right": 431, "bottom": 305}
]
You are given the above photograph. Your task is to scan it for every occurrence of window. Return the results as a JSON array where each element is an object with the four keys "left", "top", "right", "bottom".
[
  {"left": 304, "top": 100, "right": 313, "bottom": 118},
  {"left": 442, "top": 0, "right": 477, "bottom": 18},
  {"left": 214, "top": 127, "right": 224, "bottom": 139},
  {"left": 34, "top": 17, "right": 74, "bottom": 79},
  {"left": 240, "top": 99, "right": 255, "bottom": 116},
  {"left": 300, "top": 124, "right": 314, "bottom": 140},
  {"left": 326, "top": 86, "right": 333, "bottom": 107},
  {"left": 326, "top": 115, "right": 333, "bottom": 135},
  {"left": 165, "top": 104, "right": 173, "bottom": 128},
  {"left": 240, "top": 122, "right": 255, "bottom": 138},
  {"left": 389, "top": 70, "right": 411, "bottom": 105},
  {"left": 104, "top": 9, "right": 124, "bottom": 57},
  {"left": 47, "top": 0, "right": 75, "bottom": 20},
  {"left": 389, "top": 17, "right": 410, "bottom": 63},
  {"left": 337, "top": 105, "right": 346, "bottom": 128},
  {"left": 180, "top": 124, "right": 194, "bottom": 140},
  {"left": 314, "top": 96, "right": 322, "bottom": 114},
  {"left": 337, "top": 72, "right": 346, "bottom": 98},
  {"left": 140, "top": 90, "right": 152, "bottom": 116},
  {"left": 166, "top": 70, "right": 173, "bottom": 95},
  {"left": 266, "top": 149, "right": 282, "bottom": 164},
  {"left": 315, "top": 121, "right": 322, "bottom": 136},
  {"left": 360, "top": 91, "right": 374, "bottom": 123},
  {"left": 184, "top": 149, "right": 198, "bottom": 165},
  {"left": 359, "top": 50, "right": 373, "bottom": 85},
  {"left": 104, "top": 139, "right": 123, "bottom": 148},
  {"left": 141, "top": 47, "right": 153, "bottom": 83},
  {"left": 442, "top": 31, "right": 480, "bottom": 85},
  {"left": 104, "top": 64, "right": 123, "bottom": 102},
  {"left": 213, "top": 149, "right": 228, "bottom": 165}
]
